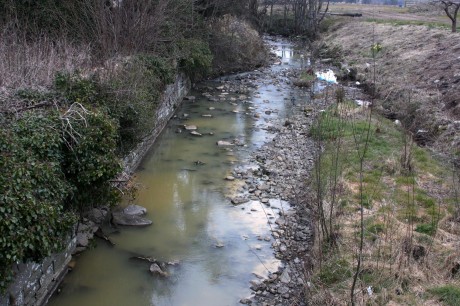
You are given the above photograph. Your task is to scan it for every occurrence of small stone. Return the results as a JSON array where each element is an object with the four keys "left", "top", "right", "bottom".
[
  {"left": 240, "top": 298, "right": 252, "bottom": 305},
  {"left": 184, "top": 125, "right": 197, "bottom": 131},
  {"left": 280, "top": 267, "right": 291, "bottom": 283},
  {"left": 150, "top": 263, "right": 168, "bottom": 277},
  {"left": 232, "top": 197, "right": 250, "bottom": 205},
  {"left": 217, "top": 140, "right": 234, "bottom": 146},
  {"left": 225, "top": 176, "right": 235, "bottom": 181},
  {"left": 278, "top": 286, "right": 289, "bottom": 295}
]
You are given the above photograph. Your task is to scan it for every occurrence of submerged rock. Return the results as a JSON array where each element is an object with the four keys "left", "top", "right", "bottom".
[
  {"left": 217, "top": 140, "right": 233, "bottom": 146},
  {"left": 123, "top": 204, "right": 147, "bottom": 216},
  {"left": 184, "top": 125, "right": 197, "bottom": 131},
  {"left": 190, "top": 131, "right": 202, "bottom": 136},
  {"left": 149, "top": 263, "right": 168, "bottom": 277}
]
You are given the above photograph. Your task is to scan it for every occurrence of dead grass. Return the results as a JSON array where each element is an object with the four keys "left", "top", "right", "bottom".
[
  {"left": 324, "top": 17, "right": 460, "bottom": 161},
  {"left": 0, "top": 29, "right": 93, "bottom": 88}
]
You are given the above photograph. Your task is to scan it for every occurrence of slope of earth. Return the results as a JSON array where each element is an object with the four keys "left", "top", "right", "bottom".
[
  {"left": 324, "top": 18, "right": 460, "bottom": 161},
  {"left": 328, "top": 3, "right": 452, "bottom": 26}
]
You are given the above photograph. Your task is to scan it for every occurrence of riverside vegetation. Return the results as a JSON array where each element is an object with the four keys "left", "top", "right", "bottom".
[
  {"left": 0, "top": 0, "right": 269, "bottom": 292},
  {"left": 2, "top": 1, "right": 459, "bottom": 305},
  {"left": 300, "top": 9, "right": 460, "bottom": 305}
]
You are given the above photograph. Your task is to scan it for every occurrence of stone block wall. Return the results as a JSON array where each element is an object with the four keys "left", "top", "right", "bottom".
[
  {"left": 0, "top": 238, "right": 76, "bottom": 306},
  {"left": 123, "top": 72, "right": 191, "bottom": 174}
]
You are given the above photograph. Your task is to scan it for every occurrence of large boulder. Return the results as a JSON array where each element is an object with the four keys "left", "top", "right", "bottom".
[
  {"left": 112, "top": 205, "right": 152, "bottom": 226},
  {"left": 122, "top": 204, "right": 147, "bottom": 216}
]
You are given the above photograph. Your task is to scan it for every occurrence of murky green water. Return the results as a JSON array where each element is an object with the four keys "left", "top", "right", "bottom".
[{"left": 48, "top": 39, "right": 310, "bottom": 306}]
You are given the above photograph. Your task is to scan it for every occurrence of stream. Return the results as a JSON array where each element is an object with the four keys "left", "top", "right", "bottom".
[{"left": 48, "top": 38, "right": 313, "bottom": 306}]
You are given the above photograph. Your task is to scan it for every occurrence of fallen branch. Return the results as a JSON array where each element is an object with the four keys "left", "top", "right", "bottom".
[{"left": 1, "top": 101, "right": 53, "bottom": 114}]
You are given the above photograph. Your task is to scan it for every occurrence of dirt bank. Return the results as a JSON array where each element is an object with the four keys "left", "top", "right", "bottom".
[{"left": 324, "top": 19, "right": 460, "bottom": 161}]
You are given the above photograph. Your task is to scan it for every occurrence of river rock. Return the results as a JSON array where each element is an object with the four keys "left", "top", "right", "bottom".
[
  {"left": 123, "top": 204, "right": 147, "bottom": 216},
  {"left": 149, "top": 263, "right": 168, "bottom": 277},
  {"left": 280, "top": 267, "right": 291, "bottom": 284},
  {"left": 112, "top": 207, "right": 152, "bottom": 226},
  {"left": 217, "top": 140, "right": 233, "bottom": 146},
  {"left": 76, "top": 232, "right": 89, "bottom": 248},
  {"left": 190, "top": 131, "right": 202, "bottom": 136},
  {"left": 184, "top": 125, "right": 197, "bottom": 131},
  {"left": 231, "top": 197, "right": 250, "bottom": 205},
  {"left": 86, "top": 207, "right": 109, "bottom": 224}
]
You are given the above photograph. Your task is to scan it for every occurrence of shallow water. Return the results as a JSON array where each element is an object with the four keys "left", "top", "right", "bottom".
[{"left": 48, "top": 38, "right": 312, "bottom": 306}]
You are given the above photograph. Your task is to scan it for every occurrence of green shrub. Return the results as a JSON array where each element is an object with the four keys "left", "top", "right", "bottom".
[
  {"left": 62, "top": 109, "right": 122, "bottom": 211},
  {"left": 177, "top": 38, "right": 213, "bottom": 81},
  {"left": 0, "top": 114, "right": 76, "bottom": 291},
  {"left": 365, "top": 222, "right": 385, "bottom": 242},
  {"left": 415, "top": 223, "right": 437, "bottom": 236},
  {"left": 317, "top": 257, "right": 352, "bottom": 285}
]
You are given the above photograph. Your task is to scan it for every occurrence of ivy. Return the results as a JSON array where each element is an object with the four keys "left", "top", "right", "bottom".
[
  {"left": 0, "top": 107, "right": 121, "bottom": 291},
  {"left": 0, "top": 115, "right": 75, "bottom": 291}
]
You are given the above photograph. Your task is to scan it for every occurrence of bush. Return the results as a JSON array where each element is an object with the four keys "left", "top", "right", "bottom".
[
  {"left": 208, "top": 15, "right": 268, "bottom": 74},
  {"left": 177, "top": 38, "right": 213, "bottom": 81},
  {"left": 415, "top": 223, "right": 437, "bottom": 236},
  {"left": 0, "top": 114, "right": 76, "bottom": 291},
  {"left": 62, "top": 108, "right": 122, "bottom": 211},
  {"left": 0, "top": 105, "right": 121, "bottom": 290}
]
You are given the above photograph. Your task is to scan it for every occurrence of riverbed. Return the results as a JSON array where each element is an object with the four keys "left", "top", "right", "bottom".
[{"left": 48, "top": 38, "right": 314, "bottom": 306}]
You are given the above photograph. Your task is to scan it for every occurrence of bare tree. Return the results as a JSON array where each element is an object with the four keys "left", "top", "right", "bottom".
[{"left": 434, "top": 0, "right": 460, "bottom": 32}]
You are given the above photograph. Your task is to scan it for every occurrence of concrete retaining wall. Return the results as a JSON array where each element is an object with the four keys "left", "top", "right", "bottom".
[{"left": 123, "top": 72, "right": 191, "bottom": 174}]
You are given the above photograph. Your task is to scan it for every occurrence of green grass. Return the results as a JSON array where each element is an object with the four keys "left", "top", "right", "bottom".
[
  {"left": 415, "top": 223, "right": 437, "bottom": 236},
  {"left": 429, "top": 285, "right": 460, "bottom": 306},
  {"left": 317, "top": 257, "right": 352, "bottom": 285},
  {"left": 364, "top": 219, "right": 385, "bottom": 242}
]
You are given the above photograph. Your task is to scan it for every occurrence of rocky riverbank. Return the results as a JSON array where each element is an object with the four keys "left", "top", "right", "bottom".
[{"left": 204, "top": 38, "right": 342, "bottom": 305}]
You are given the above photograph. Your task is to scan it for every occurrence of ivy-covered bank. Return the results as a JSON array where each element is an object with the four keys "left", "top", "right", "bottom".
[
  {"left": 0, "top": 0, "right": 269, "bottom": 301},
  {"left": 0, "top": 53, "right": 187, "bottom": 290}
]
